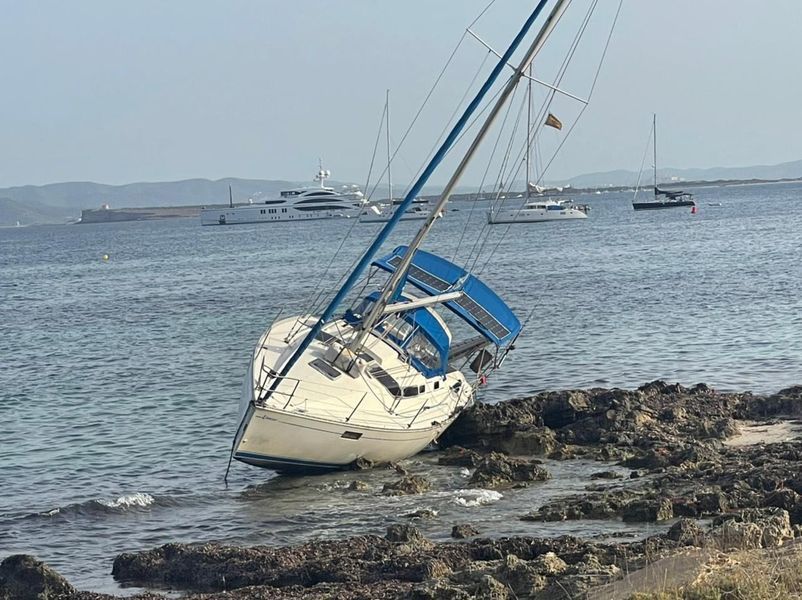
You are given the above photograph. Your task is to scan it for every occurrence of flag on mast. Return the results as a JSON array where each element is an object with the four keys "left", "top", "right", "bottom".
[{"left": 545, "top": 113, "right": 563, "bottom": 130}]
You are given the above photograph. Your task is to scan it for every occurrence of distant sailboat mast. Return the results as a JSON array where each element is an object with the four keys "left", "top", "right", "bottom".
[
  {"left": 653, "top": 113, "right": 658, "bottom": 196},
  {"left": 386, "top": 89, "right": 393, "bottom": 203}
]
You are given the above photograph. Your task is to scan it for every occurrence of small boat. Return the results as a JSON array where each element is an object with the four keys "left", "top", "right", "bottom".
[
  {"left": 632, "top": 115, "right": 695, "bottom": 211},
  {"left": 488, "top": 198, "right": 588, "bottom": 223},
  {"left": 200, "top": 165, "right": 364, "bottom": 226},
  {"left": 488, "top": 63, "right": 588, "bottom": 225},
  {"left": 227, "top": 0, "right": 577, "bottom": 475},
  {"left": 360, "top": 198, "right": 431, "bottom": 223}
]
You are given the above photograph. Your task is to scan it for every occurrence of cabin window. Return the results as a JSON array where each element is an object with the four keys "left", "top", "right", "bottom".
[
  {"left": 380, "top": 316, "right": 414, "bottom": 344},
  {"left": 434, "top": 381, "right": 440, "bottom": 390},
  {"left": 281, "top": 208, "right": 287, "bottom": 213},
  {"left": 406, "top": 331, "right": 440, "bottom": 371},
  {"left": 403, "top": 386, "right": 419, "bottom": 397},
  {"left": 260, "top": 209, "right": 265, "bottom": 214}
]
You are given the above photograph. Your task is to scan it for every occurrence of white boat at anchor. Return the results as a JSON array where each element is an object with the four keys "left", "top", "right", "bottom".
[
  {"left": 360, "top": 198, "right": 432, "bottom": 223},
  {"left": 226, "top": 0, "right": 592, "bottom": 475},
  {"left": 488, "top": 197, "right": 588, "bottom": 224},
  {"left": 200, "top": 166, "right": 364, "bottom": 226}
]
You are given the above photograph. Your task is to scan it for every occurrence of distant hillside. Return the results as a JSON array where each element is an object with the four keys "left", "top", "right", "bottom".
[
  {"left": 561, "top": 159, "right": 802, "bottom": 188},
  {"left": 0, "top": 197, "right": 73, "bottom": 227},
  {"left": 4, "top": 157, "right": 802, "bottom": 225}
]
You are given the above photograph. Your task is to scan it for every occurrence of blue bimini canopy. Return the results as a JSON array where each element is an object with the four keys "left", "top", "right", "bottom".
[{"left": 372, "top": 246, "right": 522, "bottom": 348}]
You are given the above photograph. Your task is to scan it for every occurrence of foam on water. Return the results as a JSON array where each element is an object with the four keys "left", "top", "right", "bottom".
[
  {"left": 97, "top": 492, "right": 155, "bottom": 510},
  {"left": 451, "top": 489, "right": 504, "bottom": 507}
]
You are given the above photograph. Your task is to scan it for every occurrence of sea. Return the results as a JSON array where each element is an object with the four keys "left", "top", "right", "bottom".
[{"left": 1, "top": 181, "right": 801, "bottom": 594}]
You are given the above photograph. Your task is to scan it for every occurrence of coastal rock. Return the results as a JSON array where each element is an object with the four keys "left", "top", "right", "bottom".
[
  {"left": 530, "top": 552, "right": 568, "bottom": 576},
  {"left": 469, "top": 452, "right": 549, "bottom": 488},
  {"left": 386, "top": 524, "right": 425, "bottom": 544},
  {"left": 496, "top": 554, "right": 546, "bottom": 597},
  {"left": 495, "top": 427, "right": 557, "bottom": 456},
  {"left": 590, "top": 470, "right": 623, "bottom": 480},
  {"left": 347, "top": 480, "right": 370, "bottom": 492},
  {"left": 621, "top": 497, "right": 673, "bottom": 522},
  {"left": 451, "top": 524, "right": 480, "bottom": 539},
  {"left": 438, "top": 446, "right": 483, "bottom": 467},
  {"left": 712, "top": 507, "right": 794, "bottom": 548},
  {"left": 666, "top": 519, "right": 705, "bottom": 545},
  {"left": 0, "top": 555, "right": 75, "bottom": 600},
  {"left": 382, "top": 475, "right": 431, "bottom": 496},
  {"left": 710, "top": 520, "right": 763, "bottom": 550}
]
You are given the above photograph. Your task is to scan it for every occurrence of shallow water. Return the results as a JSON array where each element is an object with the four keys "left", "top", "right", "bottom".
[{"left": 1, "top": 181, "right": 801, "bottom": 592}]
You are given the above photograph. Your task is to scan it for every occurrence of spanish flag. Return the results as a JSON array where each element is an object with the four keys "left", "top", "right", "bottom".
[{"left": 545, "top": 113, "right": 563, "bottom": 130}]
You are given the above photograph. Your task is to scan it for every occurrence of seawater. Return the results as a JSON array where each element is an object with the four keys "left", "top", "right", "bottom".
[{"left": 1, "top": 182, "right": 801, "bottom": 593}]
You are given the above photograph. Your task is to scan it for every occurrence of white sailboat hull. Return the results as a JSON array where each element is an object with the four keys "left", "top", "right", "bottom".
[
  {"left": 235, "top": 405, "right": 458, "bottom": 472},
  {"left": 488, "top": 206, "right": 587, "bottom": 223}
]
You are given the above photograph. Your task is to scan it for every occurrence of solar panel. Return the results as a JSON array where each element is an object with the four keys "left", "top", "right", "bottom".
[{"left": 387, "top": 254, "right": 511, "bottom": 339}]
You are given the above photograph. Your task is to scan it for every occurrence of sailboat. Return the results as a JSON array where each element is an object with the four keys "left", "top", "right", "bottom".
[
  {"left": 487, "top": 65, "right": 589, "bottom": 224},
  {"left": 632, "top": 115, "right": 695, "bottom": 211},
  {"left": 228, "top": 0, "right": 572, "bottom": 474},
  {"left": 360, "top": 91, "right": 431, "bottom": 224}
]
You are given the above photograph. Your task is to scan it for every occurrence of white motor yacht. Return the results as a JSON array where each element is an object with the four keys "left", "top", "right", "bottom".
[{"left": 200, "top": 166, "right": 364, "bottom": 226}]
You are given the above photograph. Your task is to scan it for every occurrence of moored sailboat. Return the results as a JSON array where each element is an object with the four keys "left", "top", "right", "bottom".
[{"left": 632, "top": 115, "right": 695, "bottom": 211}]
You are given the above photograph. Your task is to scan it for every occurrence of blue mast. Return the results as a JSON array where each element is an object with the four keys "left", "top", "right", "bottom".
[{"left": 264, "top": 0, "right": 552, "bottom": 396}]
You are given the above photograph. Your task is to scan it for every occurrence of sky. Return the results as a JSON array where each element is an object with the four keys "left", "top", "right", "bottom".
[{"left": 2, "top": 0, "right": 801, "bottom": 188}]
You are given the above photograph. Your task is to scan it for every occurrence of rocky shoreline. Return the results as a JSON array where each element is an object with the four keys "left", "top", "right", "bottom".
[{"left": 4, "top": 381, "right": 802, "bottom": 599}]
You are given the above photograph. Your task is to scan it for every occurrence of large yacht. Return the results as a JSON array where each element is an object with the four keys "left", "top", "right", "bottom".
[{"left": 200, "top": 166, "right": 364, "bottom": 226}]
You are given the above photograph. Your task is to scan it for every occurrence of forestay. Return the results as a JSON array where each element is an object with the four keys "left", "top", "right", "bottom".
[{"left": 372, "top": 246, "right": 521, "bottom": 347}]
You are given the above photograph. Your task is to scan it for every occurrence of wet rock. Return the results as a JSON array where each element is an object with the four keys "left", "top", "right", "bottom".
[
  {"left": 438, "top": 446, "right": 483, "bottom": 467},
  {"left": 621, "top": 497, "right": 673, "bottom": 522},
  {"left": 667, "top": 518, "right": 705, "bottom": 545},
  {"left": 469, "top": 452, "right": 549, "bottom": 488},
  {"left": 347, "top": 480, "right": 370, "bottom": 492},
  {"left": 696, "top": 491, "right": 729, "bottom": 516},
  {"left": 349, "top": 457, "right": 374, "bottom": 470},
  {"left": 451, "top": 524, "right": 480, "bottom": 539},
  {"left": 389, "top": 462, "right": 409, "bottom": 476},
  {"left": 403, "top": 508, "right": 439, "bottom": 520},
  {"left": 382, "top": 475, "right": 431, "bottom": 496},
  {"left": 495, "top": 427, "right": 557, "bottom": 456},
  {"left": 0, "top": 554, "right": 75, "bottom": 600},
  {"left": 712, "top": 507, "right": 794, "bottom": 548},
  {"left": 590, "top": 470, "right": 623, "bottom": 480}
]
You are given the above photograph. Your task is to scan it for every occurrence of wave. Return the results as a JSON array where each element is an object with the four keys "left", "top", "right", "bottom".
[
  {"left": 451, "top": 489, "right": 503, "bottom": 507},
  {"left": 26, "top": 492, "right": 158, "bottom": 520}
]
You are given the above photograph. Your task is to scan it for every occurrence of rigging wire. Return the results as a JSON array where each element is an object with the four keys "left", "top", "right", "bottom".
[{"left": 633, "top": 119, "right": 654, "bottom": 202}]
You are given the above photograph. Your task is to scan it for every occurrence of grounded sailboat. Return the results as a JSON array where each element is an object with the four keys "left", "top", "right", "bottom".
[
  {"left": 632, "top": 115, "right": 695, "bottom": 211},
  {"left": 228, "top": 0, "right": 577, "bottom": 473}
]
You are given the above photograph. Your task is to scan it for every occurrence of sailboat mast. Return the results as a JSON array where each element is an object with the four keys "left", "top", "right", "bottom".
[
  {"left": 526, "top": 65, "right": 532, "bottom": 200},
  {"left": 257, "top": 0, "right": 554, "bottom": 397},
  {"left": 353, "top": 0, "right": 573, "bottom": 351},
  {"left": 386, "top": 89, "right": 393, "bottom": 203},
  {"left": 653, "top": 113, "right": 657, "bottom": 196}
]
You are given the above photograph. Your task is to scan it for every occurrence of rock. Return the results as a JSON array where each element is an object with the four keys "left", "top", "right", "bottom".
[
  {"left": 403, "top": 508, "right": 439, "bottom": 520},
  {"left": 710, "top": 520, "right": 763, "bottom": 550},
  {"left": 495, "top": 427, "right": 557, "bottom": 456},
  {"left": 386, "top": 524, "right": 425, "bottom": 544},
  {"left": 621, "top": 497, "right": 673, "bottom": 522},
  {"left": 529, "top": 552, "right": 568, "bottom": 576},
  {"left": 764, "top": 488, "right": 798, "bottom": 510},
  {"left": 347, "top": 480, "right": 370, "bottom": 492},
  {"left": 438, "top": 446, "right": 483, "bottom": 467},
  {"left": 451, "top": 524, "right": 480, "bottom": 539},
  {"left": 696, "top": 491, "right": 729, "bottom": 516},
  {"left": 389, "top": 462, "right": 409, "bottom": 476},
  {"left": 496, "top": 554, "right": 546, "bottom": 597},
  {"left": 469, "top": 452, "right": 550, "bottom": 488},
  {"left": 667, "top": 518, "right": 704, "bottom": 545},
  {"left": 711, "top": 508, "right": 794, "bottom": 549},
  {"left": 349, "top": 457, "right": 374, "bottom": 470},
  {"left": 382, "top": 475, "right": 431, "bottom": 496},
  {"left": 0, "top": 555, "right": 75, "bottom": 600},
  {"left": 590, "top": 470, "right": 623, "bottom": 480}
]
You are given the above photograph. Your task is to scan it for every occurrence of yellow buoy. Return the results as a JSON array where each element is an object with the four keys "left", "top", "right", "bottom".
[{"left": 102, "top": 254, "right": 109, "bottom": 261}]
